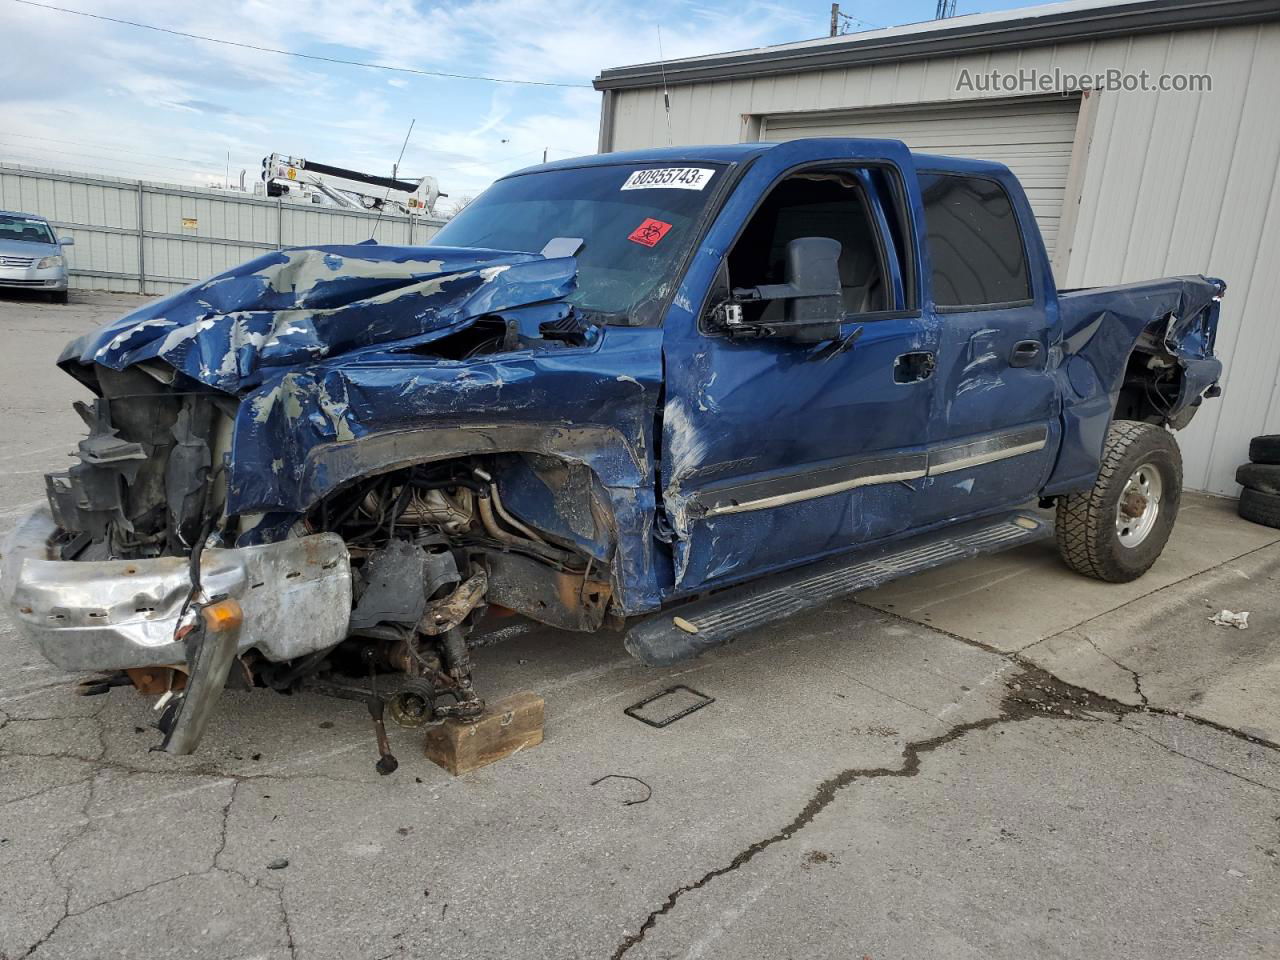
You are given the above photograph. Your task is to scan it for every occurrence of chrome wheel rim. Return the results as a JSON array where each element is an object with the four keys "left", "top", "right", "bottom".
[{"left": 1115, "top": 463, "right": 1162, "bottom": 548}]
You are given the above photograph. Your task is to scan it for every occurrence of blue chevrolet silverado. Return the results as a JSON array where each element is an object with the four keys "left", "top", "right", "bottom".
[{"left": 1, "top": 139, "right": 1224, "bottom": 754}]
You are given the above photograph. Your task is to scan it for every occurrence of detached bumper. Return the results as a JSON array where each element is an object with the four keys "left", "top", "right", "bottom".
[{"left": 1, "top": 507, "right": 352, "bottom": 671}]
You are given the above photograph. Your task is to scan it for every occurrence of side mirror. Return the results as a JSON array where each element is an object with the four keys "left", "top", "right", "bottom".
[
  {"left": 722, "top": 237, "right": 844, "bottom": 342},
  {"left": 59, "top": 237, "right": 75, "bottom": 246}
]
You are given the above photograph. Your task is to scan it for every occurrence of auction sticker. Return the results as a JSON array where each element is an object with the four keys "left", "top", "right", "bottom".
[
  {"left": 620, "top": 167, "right": 715, "bottom": 191},
  {"left": 628, "top": 218, "right": 673, "bottom": 248}
]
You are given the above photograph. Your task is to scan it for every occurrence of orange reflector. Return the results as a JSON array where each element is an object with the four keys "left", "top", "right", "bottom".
[{"left": 202, "top": 598, "right": 244, "bottom": 632}]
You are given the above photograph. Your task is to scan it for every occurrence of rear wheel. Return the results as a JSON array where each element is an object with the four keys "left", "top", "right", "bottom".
[{"left": 1056, "top": 420, "right": 1182, "bottom": 582}]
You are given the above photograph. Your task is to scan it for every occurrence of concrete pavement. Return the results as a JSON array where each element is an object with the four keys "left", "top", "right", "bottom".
[{"left": 1, "top": 292, "right": 1277, "bottom": 960}]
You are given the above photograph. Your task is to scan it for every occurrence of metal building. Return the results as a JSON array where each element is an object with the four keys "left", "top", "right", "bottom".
[{"left": 594, "top": 0, "right": 1280, "bottom": 495}]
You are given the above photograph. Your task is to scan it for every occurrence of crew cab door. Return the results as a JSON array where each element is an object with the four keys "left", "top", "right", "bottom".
[
  {"left": 658, "top": 145, "right": 935, "bottom": 596},
  {"left": 911, "top": 169, "right": 1061, "bottom": 524}
]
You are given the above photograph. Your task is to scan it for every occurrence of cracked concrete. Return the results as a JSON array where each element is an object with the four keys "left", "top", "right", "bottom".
[
  {"left": 610, "top": 666, "right": 1126, "bottom": 960},
  {"left": 1, "top": 292, "right": 1279, "bottom": 959}
]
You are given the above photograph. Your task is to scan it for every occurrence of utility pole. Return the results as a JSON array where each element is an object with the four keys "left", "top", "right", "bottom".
[
  {"left": 542, "top": 147, "right": 548, "bottom": 163},
  {"left": 830, "top": 3, "right": 840, "bottom": 36}
]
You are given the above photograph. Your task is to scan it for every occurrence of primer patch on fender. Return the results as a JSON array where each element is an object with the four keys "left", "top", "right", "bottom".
[{"left": 620, "top": 168, "right": 715, "bottom": 191}]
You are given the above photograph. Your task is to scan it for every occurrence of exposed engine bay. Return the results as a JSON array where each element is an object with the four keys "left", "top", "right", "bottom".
[
  {"left": 23, "top": 368, "right": 615, "bottom": 758},
  {"left": 0, "top": 239, "right": 641, "bottom": 763}
]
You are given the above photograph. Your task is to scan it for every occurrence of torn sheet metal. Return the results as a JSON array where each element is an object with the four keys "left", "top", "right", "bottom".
[
  {"left": 1047, "top": 275, "right": 1224, "bottom": 491},
  {"left": 53, "top": 242, "right": 666, "bottom": 615},
  {"left": 61, "top": 245, "right": 578, "bottom": 393}
]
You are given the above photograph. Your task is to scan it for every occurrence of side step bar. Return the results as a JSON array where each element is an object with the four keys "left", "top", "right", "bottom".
[{"left": 625, "top": 511, "right": 1050, "bottom": 666}]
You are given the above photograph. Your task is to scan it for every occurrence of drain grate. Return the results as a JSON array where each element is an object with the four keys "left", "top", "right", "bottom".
[{"left": 624, "top": 685, "right": 716, "bottom": 728}]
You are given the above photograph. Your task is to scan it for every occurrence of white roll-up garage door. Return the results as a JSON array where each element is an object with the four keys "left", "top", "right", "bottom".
[{"left": 760, "top": 96, "right": 1082, "bottom": 258}]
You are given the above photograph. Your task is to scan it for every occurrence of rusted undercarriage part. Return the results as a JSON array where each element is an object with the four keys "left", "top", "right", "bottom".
[
  {"left": 38, "top": 372, "right": 616, "bottom": 751},
  {"left": 289, "top": 454, "right": 617, "bottom": 730}
]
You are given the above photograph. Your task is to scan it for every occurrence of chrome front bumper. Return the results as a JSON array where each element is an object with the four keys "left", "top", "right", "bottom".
[{"left": 1, "top": 508, "right": 352, "bottom": 671}]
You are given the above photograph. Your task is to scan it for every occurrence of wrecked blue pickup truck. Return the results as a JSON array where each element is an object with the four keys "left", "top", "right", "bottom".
[{"left": 2, "top": 139, "right": 1223, "bottom": 755}]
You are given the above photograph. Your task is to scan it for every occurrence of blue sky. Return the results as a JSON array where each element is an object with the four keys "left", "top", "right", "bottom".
[{"left": 2, "top": 0, "right": 1042, "bottom": 210}]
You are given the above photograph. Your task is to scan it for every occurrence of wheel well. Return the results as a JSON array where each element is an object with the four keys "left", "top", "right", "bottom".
[{"left": 1115, "top": 351, "right": 1185, "bottom": 426}]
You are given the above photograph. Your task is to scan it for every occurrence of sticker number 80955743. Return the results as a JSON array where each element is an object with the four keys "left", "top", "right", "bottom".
[{"left": 620, "top": 167, "right": 715, "bottom": 191}]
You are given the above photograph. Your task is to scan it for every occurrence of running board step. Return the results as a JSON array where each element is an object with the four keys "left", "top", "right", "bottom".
[{"left": 625, "top": 511, "right": 1050, "bottom": 667}]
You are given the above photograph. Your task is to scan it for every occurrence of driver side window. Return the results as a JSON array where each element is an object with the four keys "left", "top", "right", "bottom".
[{"left": 725, "top": 171, "right": 889, "bottom": 326}]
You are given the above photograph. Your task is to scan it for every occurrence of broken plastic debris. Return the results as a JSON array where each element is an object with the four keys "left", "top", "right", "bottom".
[{"left": 1208, "top": 609, "right": 1250, "bottom": 629}]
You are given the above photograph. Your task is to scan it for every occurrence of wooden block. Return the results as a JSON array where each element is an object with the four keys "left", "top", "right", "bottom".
[{"left": 422, "top": 691, "right": 544, "bottom": 775}]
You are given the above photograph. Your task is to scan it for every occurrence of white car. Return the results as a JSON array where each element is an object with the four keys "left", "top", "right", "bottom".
[{"left": 0, "top": 210, "right": 73, "bottom": 303}]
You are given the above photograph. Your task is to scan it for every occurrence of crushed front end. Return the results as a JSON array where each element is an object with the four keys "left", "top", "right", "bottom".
[{"left": 1, "top": 242, "right": 661, "bottom": 759}]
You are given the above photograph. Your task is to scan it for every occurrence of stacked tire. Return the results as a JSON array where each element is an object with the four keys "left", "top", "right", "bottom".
[{"left": 1236, "top": 436, "right": 1280, "bottom": 529}]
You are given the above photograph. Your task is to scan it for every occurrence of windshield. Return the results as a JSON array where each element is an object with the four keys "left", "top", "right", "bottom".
[
  {"left": 432, "top": 163, "right": 727, "bottom": 322},
  {"left": 0, "top": 214, "right": 55, "bottom": 245}
]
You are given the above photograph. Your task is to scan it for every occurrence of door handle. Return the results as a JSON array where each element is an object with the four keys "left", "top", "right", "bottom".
[
  {"left": 894, "top": 351, "right": 936, "bottom": 383},
  {"left": 1009, "top": 340, "right": 1042, "bottom": 367}
]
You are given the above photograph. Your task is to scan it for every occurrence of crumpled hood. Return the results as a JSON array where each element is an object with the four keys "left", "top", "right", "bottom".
[{"left": 61, "top": 244, "right": 578, "bottom": 393}]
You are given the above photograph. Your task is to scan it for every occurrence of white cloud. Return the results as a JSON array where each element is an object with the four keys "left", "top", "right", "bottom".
[{"left": 0, "top": 0, "right": 815, "bottom": 197}]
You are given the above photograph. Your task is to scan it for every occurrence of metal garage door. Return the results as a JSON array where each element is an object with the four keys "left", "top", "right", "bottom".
[{"left": 760, "top": 96, "right": 1082, "bottom": 258}]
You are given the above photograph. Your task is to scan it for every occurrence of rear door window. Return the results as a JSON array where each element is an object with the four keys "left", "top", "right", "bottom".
[{"left": 918, "top": 173, "right": 1030, "bottom": 309}]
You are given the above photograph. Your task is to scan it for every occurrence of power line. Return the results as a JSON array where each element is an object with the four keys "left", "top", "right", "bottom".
[
  {"left": 8, "top": 0, "right": 594, "bottom": 89},
  {"left": 3, "top": 131, "right": 228, "bottom": 168},
  {"left": 0, "top": 143, "right": 221, "bottom": 180}
]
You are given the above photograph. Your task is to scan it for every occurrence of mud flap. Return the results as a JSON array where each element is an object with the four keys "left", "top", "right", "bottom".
[{"left": 157, "top": 600, "right": 243, "bottom": 755}]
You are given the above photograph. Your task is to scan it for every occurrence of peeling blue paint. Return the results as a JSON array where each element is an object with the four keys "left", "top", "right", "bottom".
[{"left": 63, "top": 245, "right": 577, "bottom": 392}]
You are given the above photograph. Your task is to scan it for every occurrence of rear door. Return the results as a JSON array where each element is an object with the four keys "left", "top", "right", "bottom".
[{"left": 911, "top": 167, "right": 1061, "bottom": 525}]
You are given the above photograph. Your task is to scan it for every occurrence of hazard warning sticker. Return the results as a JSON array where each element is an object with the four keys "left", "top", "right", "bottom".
[{"left": 628, "top": 218, "right": 673, "bottom": 248}]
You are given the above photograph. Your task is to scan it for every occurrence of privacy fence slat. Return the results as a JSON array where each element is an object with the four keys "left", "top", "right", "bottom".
[{"left": 0, "top": 163, "right": 445, "bottom": 296}]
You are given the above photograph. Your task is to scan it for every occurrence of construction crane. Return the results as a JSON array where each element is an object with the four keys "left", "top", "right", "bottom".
[
  {"left": 935, "top": 0, "right": 957, "bottom": 18},
  {"left": 260, "top": 154, "right": 444, "bottom": 217}
]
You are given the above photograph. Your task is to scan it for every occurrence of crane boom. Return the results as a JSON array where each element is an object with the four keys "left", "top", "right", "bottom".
[{"left": 261, "top": 154, "right": 445, "bottom": 217}]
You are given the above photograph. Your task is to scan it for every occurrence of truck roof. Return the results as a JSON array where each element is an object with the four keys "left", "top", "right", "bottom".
[{"left": 510, "top": 139, "right": 1011, "bottom": 179}]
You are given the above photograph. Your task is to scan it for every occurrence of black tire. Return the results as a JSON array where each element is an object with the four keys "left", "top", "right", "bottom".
[
  {"left": 1236, "top": 462, "right": 1280, "bottom": 495},
  {"left": 1249, "top": 435, "right": 1280, "bottom": 465},
  {"left": 1056, "top": 420, "right": 1182, "bottom": 583},
  {"left": 50, "top": 291, "right": 68, "bottom": 304},
  {"left": 1238, "top": 487, "right": 1280, "bottom": 529}
]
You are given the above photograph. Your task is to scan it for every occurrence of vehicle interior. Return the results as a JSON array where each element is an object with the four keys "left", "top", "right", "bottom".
[{"left": 726, "top": 171, "right": 888, "bottom": 324}]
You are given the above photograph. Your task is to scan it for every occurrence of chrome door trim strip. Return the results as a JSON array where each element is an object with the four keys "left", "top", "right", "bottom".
[
  {"left": 694, "top": 424, "right": 1049, "bottom": 519},
  {"left": 701, "top": 462, "right": 927, "bottom": 517},
  {"left": 927, "top": 425, "right": 1049, "bottom": 476}
]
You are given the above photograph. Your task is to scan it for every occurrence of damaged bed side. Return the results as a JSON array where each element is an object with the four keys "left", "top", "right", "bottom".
[
  {"left": 1044, "top": 274, "right": 1224, "bottom": 495},
  {"left": 0, "top": 242, "right": 664, "bottom": 757}
]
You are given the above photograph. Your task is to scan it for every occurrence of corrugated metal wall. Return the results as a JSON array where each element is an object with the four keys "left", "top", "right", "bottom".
[
  {"left": 0, "top": 164, "right": 445, "bottom": 296},
  {"left": 603, "top": 21, "right": 1280, "bottom": 496},
  {"left": 759, "top": 96, "right": 1081, "bottom": 258}
]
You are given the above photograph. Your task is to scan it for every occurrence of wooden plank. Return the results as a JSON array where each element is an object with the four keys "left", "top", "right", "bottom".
[{"left": 422, "top": 691, "right": 544, "bottom": 776}]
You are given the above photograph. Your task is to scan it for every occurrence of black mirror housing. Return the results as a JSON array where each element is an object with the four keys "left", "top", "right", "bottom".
[{"left": 726, "top": 237, "right": 844, "bottom": 342}]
